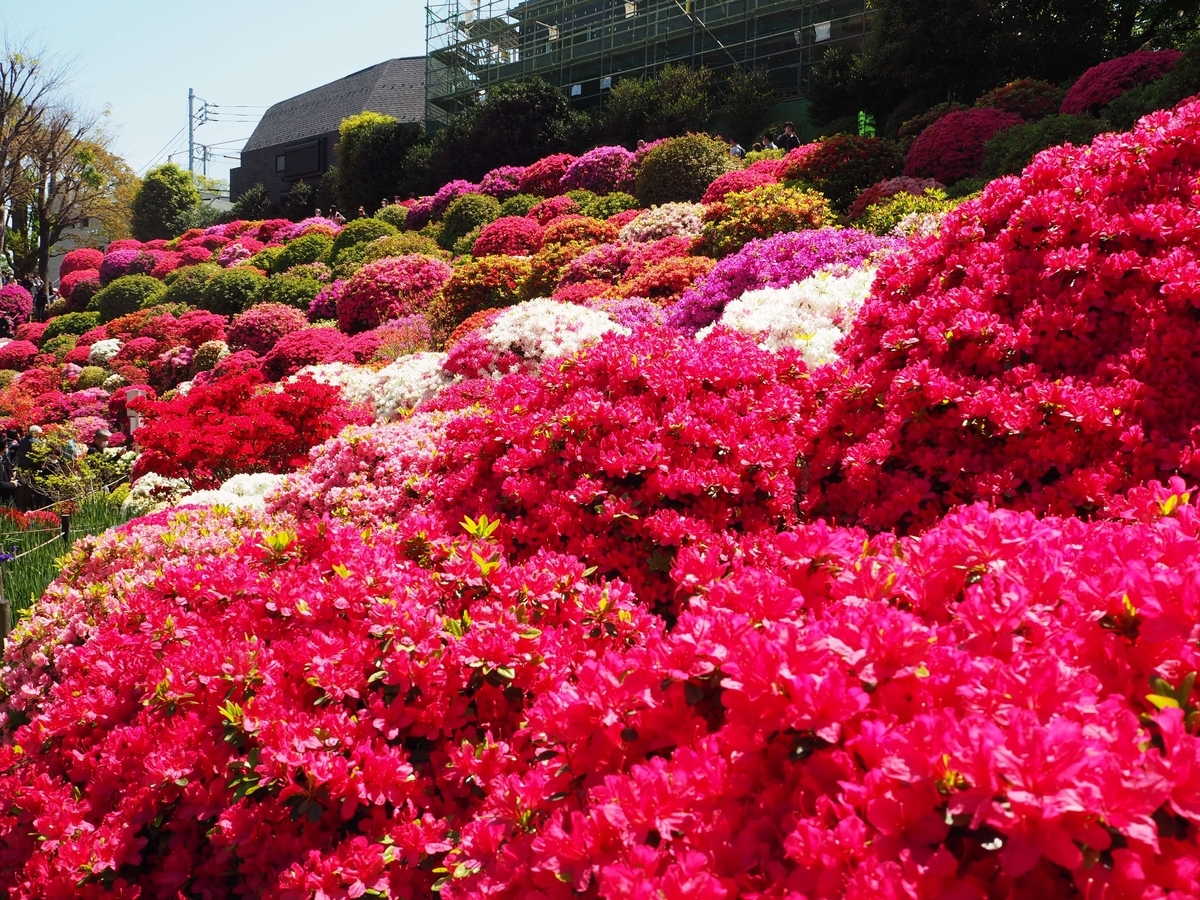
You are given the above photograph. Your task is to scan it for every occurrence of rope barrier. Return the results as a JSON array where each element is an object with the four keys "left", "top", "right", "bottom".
[{"left": 8, "top": 531, "right": 66, "bottom": 562}]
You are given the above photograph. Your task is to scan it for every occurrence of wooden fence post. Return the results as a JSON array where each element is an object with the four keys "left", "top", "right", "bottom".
[
  {"left": 61, "top": 513, "right": 71, "bottom": 545},
  {"left": 0, "top": 581, "right": 9, "bottom": 649}
]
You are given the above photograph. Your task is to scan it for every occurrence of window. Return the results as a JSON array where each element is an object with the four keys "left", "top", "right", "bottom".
[
  {"left": 276, "top": 154, "right": 286, "bottom": 173},
  {"left": 281, "top": 140, "right": 321, "bottom": 179}
]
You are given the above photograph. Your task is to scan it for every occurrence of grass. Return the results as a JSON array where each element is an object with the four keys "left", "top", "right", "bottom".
[{"left": 1, "top": 494, "right": 130, "bottom": 618}]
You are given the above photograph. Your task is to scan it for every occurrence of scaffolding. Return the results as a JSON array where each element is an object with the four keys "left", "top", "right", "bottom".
[{"left": 425, "top": 0, "right": 871, "bottom": 128}]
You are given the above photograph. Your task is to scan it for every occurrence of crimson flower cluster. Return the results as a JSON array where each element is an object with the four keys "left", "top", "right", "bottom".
[
  {"left": 130, "top": 370, "right": 369, "bottom": 487},
  {"left": 1061, "top": 49, "right": 1183, "bottom": 115}
]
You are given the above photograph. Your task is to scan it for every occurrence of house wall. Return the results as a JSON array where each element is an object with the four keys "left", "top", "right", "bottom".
[{"left": 230, "top": 130, "right": 340, "bottom": 205}]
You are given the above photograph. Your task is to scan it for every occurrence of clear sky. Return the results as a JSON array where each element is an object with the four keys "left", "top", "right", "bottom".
[{"left": 0, "top": 0, "right": 427, "bottom": 189}]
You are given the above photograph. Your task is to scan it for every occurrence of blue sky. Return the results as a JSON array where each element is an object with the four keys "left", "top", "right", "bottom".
[{"left": 1, "top": 0, "right": 427, "bottom": 187}]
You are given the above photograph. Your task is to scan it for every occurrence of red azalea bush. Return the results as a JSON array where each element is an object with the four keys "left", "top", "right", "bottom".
[
  {"left": 977, "top": 78, "right": 1065, "bottom": 121},
  {"left": 847, "top": 175, "right": 945, "bottom": 220},
  {"left": 104, "top": 239, "right": 142, "bottom": 253},
  {"left": 782, "top": 134, "right": 904, "bottom": 210},
  {"left": 276, "top": 329, "right": 814, "bottom": 607},
  {"left": 616, "top": 255, "right": 717, "bottom": 303},
  {"left": 228, "top": 303, "right": 309, "bottom": 355},
  {"left": 129, "top": 370, "right": 368, "bottom": 487},
  {"left": 527, "top": 195, "right": 579, "bottom": 226},
  {"left": 0, "top": 341, "right": 39, "bottom": 371},
  {"left": 700, "top": 166, "right": 780, "bottom": 204},
  {"left": 805, "top": 98, "right": 1200, "bottom": 531},
  {"left": 178, "top": 244, "right": 216, "bottom": 266},
  {"left": 1062, "top": 48, "right": 1184, "bottom": 115},
  {"left": 14, "top": 322, "right": 46, "bottom": 345},
  {"left": 177, "top": 310, "right": 227, "bottom": 347},
  {"left": 337, "top": 255, "right": 454, "bottom": 335},
  {"left": 519, "top": 153, "right": 576, "bottom": 197},
  {"left": 58, "top": 247, "right": 104, "bottom": 279},
  {"left": 262, "top": 327, "right": 356, "bottom": 381},
  {"left": 896, "top": 101, "right": 969, "bottom": 144},
  {"left": 473, "top": 216, "right": 545, "bottom": 257},
  {"left": 905, "top": 107, "right": 1024, "bottom": 184},
  {"left": 57, "top": 269, "right": 101, "bottom": 307}
]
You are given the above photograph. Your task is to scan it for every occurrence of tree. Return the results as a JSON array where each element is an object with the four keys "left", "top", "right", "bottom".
[
  {"left": 281, "top": 178, "right": 313, "bottom": 221},
  {"left": 601, "top": 65, "right": 713, "bottom": 145},
  {"left": 130, "top": 163, "right": 199, "bottom": 240},
  {"left": 427, "top": 78, "right": 586, "bottom": 184},
  {"left": 718, "top": 68, "right": 777, "bottom": 144},
  {"left": 0, "top": 37, "right": 71, "bottom": 264},
  {"left": 333, "top": 112, "right": 423, "bottom": 215},
  {"left": 228, "top": 183, "right": 272, "bottom": 221}
]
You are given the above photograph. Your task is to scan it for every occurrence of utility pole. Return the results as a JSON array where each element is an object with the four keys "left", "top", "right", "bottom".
[{"left": 188, "top": 87, "right": 195, "bottom": 173}]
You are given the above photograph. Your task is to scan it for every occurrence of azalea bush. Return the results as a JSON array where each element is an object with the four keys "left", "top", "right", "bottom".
[
  {"left": 667, "top": 227, "right": 900, "bottom": 334},
  {"left": 432, "top": 256, "right": 533, "bottom": 342},
  {"left": 337, "top": 255, "right": 454, "bottom": 335},
  {"left": 782, "top": 134, "right": 904, "bottom": 211},
  {"left": 472, "top": 216, "right": 544, "bottom": 257},
  {"left": 519, "top": 153, "right": 575, "bottom": 196},
  {"left": 804, "top": 97, "right": 1200, "bottom": 531},
  {"left": 559, "top": 145, "right": 636, "bottom": 195},
  {"left": 977, "top": 78, "right": 1064, "bottom": 121},
  {"left": 129, "top": 370, "right": 369, "bottom": 488},
  {"left": 227, "top": 303, "right": 309, "bottom": 355},
  {"left": 1062, "top": 48, "right": 1184, "bottom": 114},
  {"left": 905, "top": 107, "right": 1024, "bottom": 185},
  {"left": 0, "top": 284, "right": 33, "bottom": 336},
  {"left": 697, "top": 184, "right": 834, "bottom": 258}
]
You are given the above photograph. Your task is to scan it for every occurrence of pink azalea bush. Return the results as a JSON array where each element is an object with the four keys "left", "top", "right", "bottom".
[
  {"left": 337, "top": 255, "right": 455, "bottom": 335},
  {"left": 905, "top": 107, "right": 1024, "bottom": 184},
  {"left": 262, "top": 326, "right": 355, "bottom": 380},
  {"left": 478, "top": 165, "right": 526, "bottom": 199},
  {"left": 98, "top": 249, "right": 156, "bottom": 285},
  {"left": 227, "top": 303, "right": 309, "bottom": 355},
  {"left": 1062, "top": 48, "right": 1184, "bottom": 115},
  {"left": 0, "top": 284, "right": 33, "bottom": 335},
  {"left": 560, "top": 145, "right": 636, "bottom": 194},
  {"left": 700, "top": 166, "right": 780, "bottom": 204}
]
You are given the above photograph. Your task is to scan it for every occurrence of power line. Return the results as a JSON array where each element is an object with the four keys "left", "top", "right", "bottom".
[{"left": 139, "top": 126, "right": 187, "bottom": 175}]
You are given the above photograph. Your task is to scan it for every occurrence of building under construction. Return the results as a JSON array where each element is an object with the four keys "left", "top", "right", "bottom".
[{"left": 425, "top": 0, "right": 871, "bottom": 127}]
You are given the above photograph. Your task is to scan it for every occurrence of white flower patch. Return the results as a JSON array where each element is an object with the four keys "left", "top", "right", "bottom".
[
  {"left": 482, "top": 298, "right": 628, "bottom": 374},
  {"left": 294, "top": 362, "right": 385, "bottom": 408},
  {"left": 122, "top": 472, "right": 192, "bottom": 518},
  {"left": 619, "top": 202, "right": 705, "bottom": 243},
  {"left": 88, "top": 339, "right": 123, "bottom": 366},
  {"left": 176, "top": 472, "right": 286, "bottom": 511},
  {"left": 700, "top": 267, "right": 877, "bottom": 367},
  {"left": 892, "top": 211, "right": 948, "bottom": 238},
  {"left": 373, "top": 352, "right": 454, "bottom": 422}
]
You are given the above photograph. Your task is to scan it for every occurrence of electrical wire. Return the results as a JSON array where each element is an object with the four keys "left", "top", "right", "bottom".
[{"left": 138, "top": 126, "right": 187, "bottom": 174}]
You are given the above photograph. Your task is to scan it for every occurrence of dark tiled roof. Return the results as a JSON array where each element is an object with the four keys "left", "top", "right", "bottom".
[{"left": 243, "top": 57, "right": 426, "bottom": 153}]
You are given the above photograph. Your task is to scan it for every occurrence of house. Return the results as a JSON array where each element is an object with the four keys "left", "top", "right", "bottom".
[{"left": 229, "top": 57, "right": 426, "bottom": 206}]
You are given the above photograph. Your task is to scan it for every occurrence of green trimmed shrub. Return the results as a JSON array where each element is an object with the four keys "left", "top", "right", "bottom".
[
  {"left": 247, "top": 247, "right": 284, "bottom": 272},
  {"left": 259, "top": 274, "right": 323, "bottom": 310},
  {"left": 272, "top": 233, "right": 334, "bottom": 274},
  {"left": 361, "top": 233, "right": 450, "bottom": 265},
  {"left": 201, "top": 268, "right": 268, "bottom": 315},
  {"left": 93, "top": 275, "right": 166, "bottom": 323},
  {"left": 0, "top": 370, "right": 17, "bottom": 390},
  {"left": 328, "top": 217, "right": 399, "bottom": 264},
  {"left": 980, "top": 114, "right": 1106, "bottom": 178},
  {"left": 499, "top": 193, "right": 541, "bottom": 218},
  {"left": 634, "top": 133, "right": 736, "bottom": 207},
  {"left": 578, "top": 191, "right": 639, "bottom": 220},
  {"left": 41, "top": 333, "right": 78, "bottom": 362},
  {"left": 161, "top": 263, "right": 220, "bottom": 308},
  {"left": 438, "top": 193, "right": 502, "bottom": 251},
  {"left": 75, "top": 366, "right": 107, "bottom": 389},
  {"left": 945, "top": 177, "right": 988, "bottom": 199},
  {"left": 43, "top": 312, "right": 101, "bottom": 340},
  {"left": 376, "top": 205, "right": 409, "bottom": 230},
  {"left": 452, "top": 227, "right": 484, "bottom": 258}
]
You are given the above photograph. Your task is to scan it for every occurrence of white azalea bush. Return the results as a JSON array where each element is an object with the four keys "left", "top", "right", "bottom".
[
  {"left": 176, "top": 472, "right": 287, "bottom": 511},
  {"left": 88, "top": 339, "right": 123, "bottom": 367},
  {"left": 373, "top": 352, "right": 454, "bottom": 422},
  {"left": 699, "top": 267, "right": 878, "bottom": 366},
  {"left": 619, "top": 202, "right": 705, "bottom": 242},
  {"left": 121, "top": 471, "right": 192, "bottom": 517},
  {"left": 443, "top": 298, "right": 628, "bottom": 380}
]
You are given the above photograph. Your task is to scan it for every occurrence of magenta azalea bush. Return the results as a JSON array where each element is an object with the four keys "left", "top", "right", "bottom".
[
  {"left": 905, "top": 107, "right": 1024, "bottom": 184},
  {"left": 337, "top": 255, "right": 454, "bottom": 335},
  {"left": 519, "top": 153, "right": 575, "bottom": 197},
  {"left": 0, "top": 284, "right": 33, "bottom": 336},
  {"left": 560, "top": 145, "right": 636, "bottom": 195},
  {"left": 1062, "top": 48, "right": 1184, "bottom": 115}
]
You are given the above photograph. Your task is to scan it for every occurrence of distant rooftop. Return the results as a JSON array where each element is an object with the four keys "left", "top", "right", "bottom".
[{"left": 244, "top": 56, "right": 426, "bottom": 152}]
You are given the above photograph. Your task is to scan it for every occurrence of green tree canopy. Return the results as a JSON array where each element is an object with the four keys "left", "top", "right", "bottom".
[
  {"left": 334, "top": 112, "right": 424, "bottom": 215},
  {"left": 130, "top": 163, "right": 199, "bottom": 241},
  {"left": 602, "top": 64, "right": 713, "bottom": 145}
]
